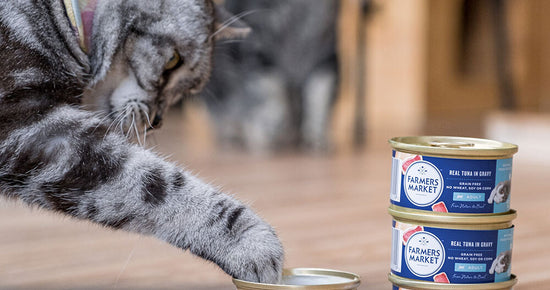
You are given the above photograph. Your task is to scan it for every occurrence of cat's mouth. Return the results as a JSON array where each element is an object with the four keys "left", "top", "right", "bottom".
[{"left": 107, "top": 99, "right": 160, "bottom": 145}]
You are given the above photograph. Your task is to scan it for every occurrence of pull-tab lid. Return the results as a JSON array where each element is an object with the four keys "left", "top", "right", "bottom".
[
  {"left": 233, "top": 268, "right": 361, "bottom": 290},
  {"left": 389, "top": 136, "right": 518, "bottom": 159}
]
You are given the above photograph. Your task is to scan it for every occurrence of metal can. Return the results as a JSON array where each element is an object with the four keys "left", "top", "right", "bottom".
[
  {"left": 389, "top": 136, "right": 518, "bottom": 214},
  {"left": 389, "top": 207, "right": 516, "bottom": 284},
  {"left": 232, "top": 268, "right": 361, "bottom": 290},
  {"left": 389, "top": 273, "right": 518, "bottom": 289}
]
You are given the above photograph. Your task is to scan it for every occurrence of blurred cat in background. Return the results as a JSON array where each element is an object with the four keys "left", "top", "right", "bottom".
[{"left": 203, "top": 0, "right": 339, "bottom": 153}]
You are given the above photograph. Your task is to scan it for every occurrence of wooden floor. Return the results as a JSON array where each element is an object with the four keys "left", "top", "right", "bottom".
[{"left": 1, "top": 112, "right": 549, "bottom": 289}]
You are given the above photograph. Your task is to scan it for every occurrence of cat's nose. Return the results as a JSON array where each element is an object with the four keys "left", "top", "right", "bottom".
[{"left": 151, "top": 114, "right": 163, "bottom": 128}]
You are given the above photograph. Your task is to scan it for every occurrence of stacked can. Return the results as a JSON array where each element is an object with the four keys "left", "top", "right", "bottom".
[{"left": 388, "top": 136, "right": 518, "bottom": 290}]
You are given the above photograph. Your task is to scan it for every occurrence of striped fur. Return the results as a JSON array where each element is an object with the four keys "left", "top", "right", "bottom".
[{"left": 0, "top": 0, "right": 283, "bottom": 283}]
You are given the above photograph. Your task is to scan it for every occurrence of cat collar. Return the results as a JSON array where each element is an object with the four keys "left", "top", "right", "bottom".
[{"left": 63, "top": 0, "right": 97, "bottom": 53}]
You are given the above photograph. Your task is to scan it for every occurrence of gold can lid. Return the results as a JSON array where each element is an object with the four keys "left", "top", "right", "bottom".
[
  {"left": 389, "top": 136, "right": 518, "bottom": 159},
  {"left": 389, "top": 273, "right": 518, "bottom": 289},
  {"left": 389, "top": 205, "right": 516, "bottom": 230},
  {"left": 233, "top": 268, "right": 361, "bottom": 290}
]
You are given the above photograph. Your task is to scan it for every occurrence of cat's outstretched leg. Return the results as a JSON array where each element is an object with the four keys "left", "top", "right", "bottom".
[{"left": 0, "top": 105, "right": 283, "bottom": 283}]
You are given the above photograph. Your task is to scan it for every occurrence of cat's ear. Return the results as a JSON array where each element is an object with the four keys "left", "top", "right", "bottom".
[
  {"left": 211, "top": 3, "right": 251, "bottom": 41},
  {"left": 88, "top": 15, "right": 128, "bottom": 86}
]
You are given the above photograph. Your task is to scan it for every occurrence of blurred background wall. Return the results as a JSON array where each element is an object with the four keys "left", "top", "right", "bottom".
[{"left": 177, "top": 0, "right": 549, "bottom": 158}]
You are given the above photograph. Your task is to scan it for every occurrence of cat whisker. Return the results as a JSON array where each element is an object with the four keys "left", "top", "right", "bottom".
[
  {"left": 143, "top": 124, "right": 148, "bottom": 146},
  {"left": 95, "top": 110, "right": 122, "bottom": 132},
  {"left": 216, "top": 39, "right": 246, "bottom": 45},
  {"left": 118, "top": 108, "right": 130, "bottom": 137},
  {"left": 95, "top": 110, "right": 116, "bottom": 126},
  {"left": 121, "top": 102, "right": 152, "bottom": 146},
  {"left": 131, "top": 112, "right": 143, "bottom": 147},
  {"left": 104, "top": 110, "right": 127, "bottom": 142},
  {"left": 219, "top": 9, "right": 262, "bottom": 28},
  {"left": 210, "top": 9, "right": 262, "bottom": 40},
  {"left": 113, "top": 236, "right": 140, "bottom": 288},
  {"left": 124, "top": 109, "right": 134, "bottom": 139},
  {"left": 114, "top": 111, "right": 127, "bottom": 132},
  {"left": 139, "top": 103, "right": 153, "bottom": 129},
  {"left": 130, "top": 112, "right": 136, "bottom": 140},
  {"left": 139, "top": 107, "right": 151, "bottom": 146},
  {"left": 103, "top": 112, "right": 123, "bottom": 141}
]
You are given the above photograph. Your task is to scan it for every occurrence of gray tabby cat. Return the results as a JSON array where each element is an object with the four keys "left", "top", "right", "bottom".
[{"left": 0, "top": 0, "right": 283, "bottom": 283}]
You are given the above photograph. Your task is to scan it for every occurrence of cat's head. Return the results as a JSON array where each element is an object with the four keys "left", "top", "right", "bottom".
[
  {"left": 494, "top": 251, "right": 511, "bottom": 274},
  {"left": 493, "top": 180, "right": 510, "bottom": 204},
  {"left": 85, "top": 0, "right": 248, "bottom": 138}
]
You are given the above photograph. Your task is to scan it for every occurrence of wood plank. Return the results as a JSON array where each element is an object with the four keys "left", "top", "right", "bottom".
[{"left": 0, "top": 111, "right": 547, "bottom": 289}]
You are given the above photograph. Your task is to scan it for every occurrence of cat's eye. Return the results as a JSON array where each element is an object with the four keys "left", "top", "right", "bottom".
[{"left": 164, "top": 51, "right": 182, "bottom": 70}]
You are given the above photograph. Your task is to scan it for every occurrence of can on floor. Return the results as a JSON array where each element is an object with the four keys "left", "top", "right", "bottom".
[
  {"left": 389, "top": 136, "right": 518, "bottom": 214},
  {"left": 232, "top": 268, "right": 361, "bottom": 290},
  {"left": 389, "top": 273, "right": 518, "bottom": 289},
  {"left": 389, "top": 207, "right": 516, "bottom": 284}
]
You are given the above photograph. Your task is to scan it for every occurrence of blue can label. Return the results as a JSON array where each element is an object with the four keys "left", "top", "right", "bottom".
[
  {"left": 392, "top": 286, "right": 419, "bottom": 290},
  {"left": 390, "top": 150, "right": 513, "bottom": 213},
  {"left": 390, "top": 220, "right": 514, "bottom": 284}
]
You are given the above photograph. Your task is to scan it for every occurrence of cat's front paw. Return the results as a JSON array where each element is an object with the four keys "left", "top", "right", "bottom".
[{"left": 224, "top": 220, "right": 284, "bottom": 284}]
